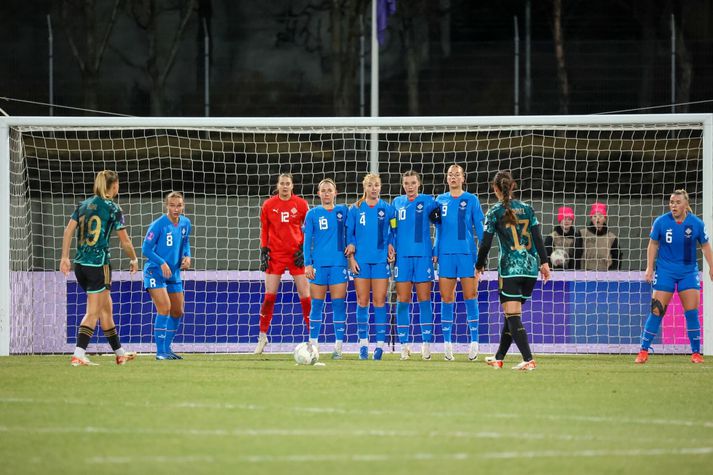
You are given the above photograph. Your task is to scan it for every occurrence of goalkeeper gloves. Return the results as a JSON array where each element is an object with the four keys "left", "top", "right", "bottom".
[
  {"left": 260, "top": 247, "right": 270, "bottom": 272},
  {"left": 294, "top": 248, "right": 305, "bottom": 268}
]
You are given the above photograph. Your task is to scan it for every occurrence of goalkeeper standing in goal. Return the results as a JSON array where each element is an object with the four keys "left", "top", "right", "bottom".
[
  {"left": 391, "top": 170, "right": 441, "bottom": 360},
  {"left": 60, "top": 170, "right": 139, "bottom": 366},
  {"left": 142, "top": 192, "right": 192, "bottom": 360},
  {"left": 346, "top": 173, "right": 395, "bottom": 360},
  {"left": 302, "top": 179, "right": 349, "bottom": 359},
  {"left": 255, "top": 173, "right": 311, "bottom": 354},
  {"left": 434, "top": 164, "right": 484, "bottom": 361},
  {"left": 476, "top": 170, "right": 550, "bottom": 371},
  {"left": 635, "top": 189, "right": 713, "bottom": 364}
]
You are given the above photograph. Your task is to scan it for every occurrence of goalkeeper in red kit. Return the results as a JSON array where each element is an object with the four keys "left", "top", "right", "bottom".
[{"left": 254, "top": 173, "right": 311, "bottom": 354}]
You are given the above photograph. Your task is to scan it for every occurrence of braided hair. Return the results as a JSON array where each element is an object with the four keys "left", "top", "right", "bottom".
[{"left": 493, "top": 170, "right": 517, "bottom": 225}]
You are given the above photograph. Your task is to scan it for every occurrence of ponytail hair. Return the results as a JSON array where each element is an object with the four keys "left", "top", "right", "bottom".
[
  {"left": 93, "top": 170, "right": 119, "bottom": 199},
  {"left": 672, "top": 189, "right": 693, "bottom": 213},
  {"left": 493, "top": 170, "right": 517, "bottom": 225},
  {"left": 355, "top": 173, "right": 381, "bottom": 207}
]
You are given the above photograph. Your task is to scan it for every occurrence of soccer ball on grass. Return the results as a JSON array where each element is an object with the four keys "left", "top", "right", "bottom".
[{"left": 294, "top": 342, "right": 319, "bottom": 365}]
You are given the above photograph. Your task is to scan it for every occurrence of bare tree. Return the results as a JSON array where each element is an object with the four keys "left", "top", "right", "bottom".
[
  {"left": 674, "top": 1, "right": 693, "bottom": 112},
  {"left": 397, "top": 0, "right": 429, "bottom": 115},
  {"left": 277, "top": 0, "right": 367, "bottom": 116},
  {"left": 552, "top": 0, "right": 569, "bottom": 114},
  {"left": 120, "top": 0, "right": 197, "bottom": 115},
  {"left": 61, "top": 0, "right": 124, "bottom": 113}
]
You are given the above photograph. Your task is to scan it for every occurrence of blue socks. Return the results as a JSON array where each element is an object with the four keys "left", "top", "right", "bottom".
[
  {"left": 308, "top": 298, "right": 325, "bottom": 341},
  {"left": 441, "top": 302, "right": 454, "bottom": 343},
  {"left": 418, "top": 300, "right": 434, "bottom": 343},
  {"left": 396, "top": 302, "right": 410, "bottom": 344},
  {"left": 374, "top": 306, "right": 387, "bottom": 343},
  {"left": 332, "top": 298, "right": 346, "bottom": 342},
  {"left": 465, "top": 298, "right": 479, "bottom": 343},
  {"left": 357, "top": 305, "right": 369, "bottom": 341},
  {"left": 154, "top": 314, "right": 169, "bottom": 354},
  {"left": 166, "top": 316, "right": 181, "bottom": 352},
  {"left": 640, "top": 312, "right": 663, "bottom": 351},
  {"left": 685, "top": 309, "right": 701, "bottom": 354}
]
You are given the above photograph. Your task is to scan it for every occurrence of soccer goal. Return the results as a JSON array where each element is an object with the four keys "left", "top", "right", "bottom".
[{"left": 1, "top": 114, "right": 711, "bottom": 356}]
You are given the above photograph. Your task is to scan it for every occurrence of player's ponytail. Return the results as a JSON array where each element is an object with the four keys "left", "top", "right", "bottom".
[
  {"left": 493, "top": 170, "right": 517, "bottom": 225},
  {"left": 93, "top": 170, "right": 119, "bottom": 199},
  {"left": 673, "top": 189, "right": 693, "bottom": 214},
  {"left": 355, "top": 173, "right": 381, "bottom": 207}
]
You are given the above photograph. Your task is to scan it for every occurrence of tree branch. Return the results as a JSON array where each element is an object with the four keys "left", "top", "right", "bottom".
[
  {"left": 93, "top": 0, "right": 124, "bottom": 72},
  {"left": 159, "top": 0, "right": 197, "bottom": 86}
]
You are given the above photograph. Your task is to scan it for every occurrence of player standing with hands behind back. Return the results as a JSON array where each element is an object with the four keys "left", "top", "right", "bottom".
[
  {"left": 143, "top": 192, "right": 192, "bottom": 360},
  {"left": 476, "top": 171, "right": 550, "bottom": 371},
  {"left": 434, "top": 164, "right": 484, "bottom": 361},
  {"left": 60, "top": 170, "right": 139, "bottom": 366},
  {"left": 255, "top": 173, "right": 311, "bottom": 354}
]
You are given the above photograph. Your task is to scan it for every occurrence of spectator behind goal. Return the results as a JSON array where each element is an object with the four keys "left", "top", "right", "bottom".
[
  {"left": 545, "top": 206, "right": 578, "bottom": 270},
  {"left": 576, "top": 202, "right": 622, "bottom": 271}
]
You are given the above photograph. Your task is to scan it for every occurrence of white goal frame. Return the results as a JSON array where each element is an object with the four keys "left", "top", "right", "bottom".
[{"left": 1, "top": 114, "right": 711, "bottom": 356}]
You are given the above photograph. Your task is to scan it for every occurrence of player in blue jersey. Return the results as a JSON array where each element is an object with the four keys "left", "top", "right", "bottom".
[
  {"left": 434, "top": 164, "right": 484, "bottom": 361},
  {"left": 476, "top": 171, "right": 550, "bottom": 371},
  {"left": 60, "top": 170, "right": 139, "bottom": 366},
  {"left": 346, "top": 173, "right": 395, "bottom": 360},
  {"left": 303, "top": 179, "right": 350, "bottom": 359},
  {"left": 142, "top": 192, "right": 192, "bottom": 360},
  {"left": 635, "top": 189, "right": 713, "bottom": 364},
  {"left": 391, "top": 170, "right": 441, "bottom": 360}
]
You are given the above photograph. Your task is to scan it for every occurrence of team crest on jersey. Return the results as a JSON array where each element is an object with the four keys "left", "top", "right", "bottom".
[
  {"left": 182, "top": 228, "right": 186, "bottom": 235},
  {"left": 378, "top": 209, "right": 385, "bottom": 219},
  {"left": 460, "top": 200, "right": 467, "bottom": 208},
  {"left": 336, "top": 212, "right": 343, "bottom": 220},
  {"left": 685, "top": 227, "right": 693, "bottom": 238},
  {"left": 416, "top": 203, "right": 424, "bottom": 212},
  {"left": 291, "top": 207, "right": 298, "bottom": 216}
]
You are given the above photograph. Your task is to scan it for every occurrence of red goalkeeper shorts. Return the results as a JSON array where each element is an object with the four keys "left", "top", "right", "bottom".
[{"left": 265, "top": 254, "right": 305, "bottom": 276}]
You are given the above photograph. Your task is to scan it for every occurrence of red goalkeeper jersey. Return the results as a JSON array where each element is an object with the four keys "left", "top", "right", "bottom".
[{"left": 260, "top": 194, "right": 309, "bottom": 258}]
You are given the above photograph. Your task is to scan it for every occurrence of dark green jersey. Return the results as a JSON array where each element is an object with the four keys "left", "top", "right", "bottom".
[
  {"left": 484, "top": 200, "right": 540, "bottom": 278},
  {"left": 70, "top": 196, "right": 126, "bottom": 266}
]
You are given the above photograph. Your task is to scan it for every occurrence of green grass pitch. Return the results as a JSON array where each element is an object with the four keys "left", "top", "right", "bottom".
[{"left": 1, "top": 353, "right": 712, "bottom": 475}]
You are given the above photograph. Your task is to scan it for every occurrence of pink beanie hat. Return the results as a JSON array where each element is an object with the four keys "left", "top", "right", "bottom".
[
  {"left": 589, "top": 202, "right": 607, "bottom": 217},
  {"left": 557, "top": 206, "right": 575, "bottom": 223}
]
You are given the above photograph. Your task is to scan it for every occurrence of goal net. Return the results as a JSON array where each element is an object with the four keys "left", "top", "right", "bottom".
[{"left": 1, "top": 115, "right": 711, "bottom": 356}]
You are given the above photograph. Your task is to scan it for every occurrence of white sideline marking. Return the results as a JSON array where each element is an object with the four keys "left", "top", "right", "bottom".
[
  {"left": 3, "top": 397, "right": 713, "bottom": 430},
  {"left": 83, "top": 448, "right": 713, "bottom": 465}
]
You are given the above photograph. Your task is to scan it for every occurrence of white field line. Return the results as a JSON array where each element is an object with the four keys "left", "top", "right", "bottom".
[
  {"left": 3, "top": 396, "right": 713, "bottom": 430},
  {"left": 82, "top": 448, "right": 713, "bottom": 465},
  {"left": 0, "top": 424, "right": 708, "bottom": 446}
]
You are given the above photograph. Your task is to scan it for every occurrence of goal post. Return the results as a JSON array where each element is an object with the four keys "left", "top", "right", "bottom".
[{"left": 1, "top": 114, "right": 711, "bottom": 357}]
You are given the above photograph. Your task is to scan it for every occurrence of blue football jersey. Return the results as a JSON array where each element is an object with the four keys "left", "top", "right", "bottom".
[
  {"left": 347, "top": 199, "right": 394, "bottom": 264},
  {"left": 391, "top": 194, "right": 438, "bottom": 257},
  {"left": 651, "top": 211, "right": 709, "bottom": 274},
  {"left": 142, "top": 214, "right": 192, "bottom": 272},
  {"left": 434, "top": 191, "right": 484, "bottom": 256},
  {"left": 303, "top": 205, "right": 349, "bottom": 267}
]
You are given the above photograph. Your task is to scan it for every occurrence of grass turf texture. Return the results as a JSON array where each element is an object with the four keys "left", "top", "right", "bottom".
[{"left": 1, "top": 353, "right": 712, "bottom": 475}]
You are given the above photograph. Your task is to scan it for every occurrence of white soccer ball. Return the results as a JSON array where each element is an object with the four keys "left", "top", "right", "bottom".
[
  {"left": 293, "top": 342, "right": 319, "bottom": 365},
  {"left": 550, "top": 248, "right": 570, "bottom": 267}
]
